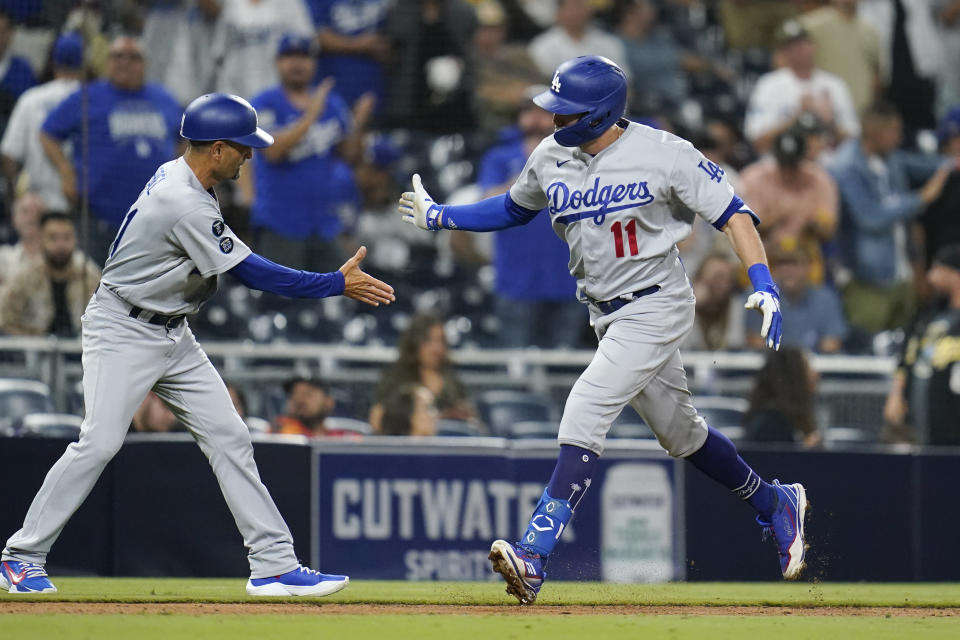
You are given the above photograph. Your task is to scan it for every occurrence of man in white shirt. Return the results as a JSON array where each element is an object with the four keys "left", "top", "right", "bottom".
[
  {"left": 528, "top": 0, "right": 628, "bottom": 79},
  {"left": 744, "top": 21, "right": 860, "bottom": 154},
  {"left": 0, "top": 33, "right": 83, "bottom": 212},
  {"left": 208, "top": 0, "right": 315, "bottom": 100}
]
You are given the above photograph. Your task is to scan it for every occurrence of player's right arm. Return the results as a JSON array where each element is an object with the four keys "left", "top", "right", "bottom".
[{"left": 397, "top": 174, "right": 541, "bottom": 232}]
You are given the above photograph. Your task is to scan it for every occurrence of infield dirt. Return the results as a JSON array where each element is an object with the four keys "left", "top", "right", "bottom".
[{"left": 3, "top": 602, "right": 960, "bottom": 617}]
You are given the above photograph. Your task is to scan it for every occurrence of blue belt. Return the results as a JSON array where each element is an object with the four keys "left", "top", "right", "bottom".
[{"left": 590, "top": 285, "right": 660, "bottom": 315}]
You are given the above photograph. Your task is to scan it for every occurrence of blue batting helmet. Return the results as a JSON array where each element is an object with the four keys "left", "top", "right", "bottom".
[
  {"left": 180, "top": 93, "right": 274, "bottom": 148},
  {"left": 533, "top": 56, "right": 627, "bottom": 147}
]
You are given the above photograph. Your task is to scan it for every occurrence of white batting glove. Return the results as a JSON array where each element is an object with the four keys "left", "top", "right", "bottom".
[
  {"left": 745, "top": 287, "right": 783, "bottom": 351},
  {"left": 399, "top": 173, "right": 444, "bottom": 230}
]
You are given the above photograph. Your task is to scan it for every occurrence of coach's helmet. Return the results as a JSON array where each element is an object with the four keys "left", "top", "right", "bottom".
[
  {"left": 180, "top": 93, "right": 274, "bottom": 148},
  {"left": 533, "top": 56, "right": 627, "bottom": 148}
]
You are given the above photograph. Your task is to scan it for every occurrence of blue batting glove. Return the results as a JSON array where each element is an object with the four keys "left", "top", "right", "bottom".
[{"left": 745, "top": 264, "right": 783, "bottom": 351}]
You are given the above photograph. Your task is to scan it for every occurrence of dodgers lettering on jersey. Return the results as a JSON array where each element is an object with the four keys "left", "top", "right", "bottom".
[
  {"left": 546, "top": 177, "right": 654, "bottom": 225},
  {"left": 508, "top": 122, "right": 737, "bottom": 303},
  {"left": 99, "top": 158, "right": 252, "bottom": 315}
]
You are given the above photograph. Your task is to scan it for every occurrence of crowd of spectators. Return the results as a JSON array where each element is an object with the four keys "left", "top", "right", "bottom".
[{"left": 0, "top": 0, "right": 958, "bottom": 445}]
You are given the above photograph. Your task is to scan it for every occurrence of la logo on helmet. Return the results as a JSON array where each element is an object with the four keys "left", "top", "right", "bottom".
[{"left": 551, "top": 71, "right": 562, "bottom": 93}]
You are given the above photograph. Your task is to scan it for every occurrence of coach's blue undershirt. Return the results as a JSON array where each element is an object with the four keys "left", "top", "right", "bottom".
[
  {"left": 440, "top": 193, "right": 540, "bottom": 231},
  {"left": 228, "top": 252, "right": 345, "bottom": 298}
]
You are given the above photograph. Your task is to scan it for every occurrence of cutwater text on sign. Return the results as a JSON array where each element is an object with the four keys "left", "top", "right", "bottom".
[{"left": 332, "top": 478, "right": 577, "bottom": 542}]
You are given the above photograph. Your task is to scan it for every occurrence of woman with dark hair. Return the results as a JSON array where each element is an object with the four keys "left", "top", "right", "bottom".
[
  {"left": 369, "top": 313, "right": 474, "bottom": 430},
  {"left": 379, "top": 383, "right": 439, "bottom": 437},
  {"left": 744, "top": 346, "right": 821, "bottom": 447}
]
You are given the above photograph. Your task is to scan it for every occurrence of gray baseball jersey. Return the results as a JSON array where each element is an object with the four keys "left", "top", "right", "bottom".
[
  {"left": 507, "top": 121, "right": 746, "bottom": 456},
  {"left": 100, "top": 157, "right": 252, "bottom": 315},
  {"left": 509, "top": 121, "right": 737, "bottom": 304}
]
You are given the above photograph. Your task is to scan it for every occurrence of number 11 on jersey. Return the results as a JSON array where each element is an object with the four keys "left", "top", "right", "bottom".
[{"left": 611, "top": 219, "right": 638, "bottom": 258}]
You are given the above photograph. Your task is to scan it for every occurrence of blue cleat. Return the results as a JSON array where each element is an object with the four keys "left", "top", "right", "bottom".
[
  {"left": 246, "top": 565, "right": 349, "bottom": 597},
  {"left": 488, "top": 539, "right": 546, "bottom": 604},
  {"left": 757, "top": 480, "right": 808, "bottom": 580},
  {"left": 0, "top": 560, "right": 57, "bottom": 594}
]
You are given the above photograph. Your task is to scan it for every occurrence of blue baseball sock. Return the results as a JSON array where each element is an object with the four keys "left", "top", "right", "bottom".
[
  {"left": 547, "top": 444, "right": 598, "bottom": 508},
  {"left": 519, "top": 445, "right": 598, "bottom": 557},
  {"left": 686, "top": 426, "right": 777, "bottom": 520}
]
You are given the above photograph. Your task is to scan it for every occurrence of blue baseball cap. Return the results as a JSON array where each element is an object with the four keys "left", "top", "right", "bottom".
[
  {"left": 366, "top": 134, "right": 403, "bottom": 169},
  {"left": 936, "top": 106, "right": 960, "bottom": 144},
  {"left": 277, "top": 34, "right": 315, "bottom": 58},
  {"left": 52, "top": 32, "right": 84, "bottom": 69}
]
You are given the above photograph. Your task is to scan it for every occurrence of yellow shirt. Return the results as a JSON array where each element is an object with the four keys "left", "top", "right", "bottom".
[{"left": 800, "top": 7, "right": 881, "bottom": 115}]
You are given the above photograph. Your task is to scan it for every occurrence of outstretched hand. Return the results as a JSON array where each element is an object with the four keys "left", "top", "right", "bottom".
[
  {"left": 339, "top": 246, "right": 395, "bottom": 307},
  {"left": 398, "top": 173, "right": 444, "bottom": 230}
]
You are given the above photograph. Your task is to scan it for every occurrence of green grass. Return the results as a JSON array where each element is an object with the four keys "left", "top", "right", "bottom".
[
  {"left": 3, "top": 580, "right": 960, "bottom": 639},
  {"left": 2, "top": 614, "right": 959, "bottom": 640},
  {"left": 2, "top": 578, "right": 960, "bottom": 607}
]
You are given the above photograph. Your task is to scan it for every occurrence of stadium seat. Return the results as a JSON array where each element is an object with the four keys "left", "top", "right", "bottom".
[
  {"left": 65, "top": 379, "right": 86, "bottom": 415},
  {"left": 716, "top": 426, "right": 746, "bottom": 442},
  {"left": 695, "top": 396, "right": 748, "bottom": 429},
  {"left": 609, "top": 405, "right": 654, "bottom": 439},
  {"left": 508, "top": 421, "right": 558, "bottom": 439},
  {"left": 244, "top": 417, "right": 272, "bottom": 434},
  {"left": 324, "top": 417, "right": 373, "bottom": 436},
  {"left": 608, "top": 421, "right": 654, "bottom": 439},
  {"left": 435, "top": 419, "right": 486, "bottom": 437},
  {"left": 824, "top": 426, "right": 876, "bottom": 448},
  {"left": 475, "top": 390, "right": 558, "bottom": 438},
  {"left": 15, "top": 413, "right": 83, "bottom": 440},
  {"left": 0, "top": 378, "right": 56, "bottom": 434}
]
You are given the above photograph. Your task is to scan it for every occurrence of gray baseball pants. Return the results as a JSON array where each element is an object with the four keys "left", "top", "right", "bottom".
[{"left": 559, "top": 259, "right": 709, "bottom": 457}]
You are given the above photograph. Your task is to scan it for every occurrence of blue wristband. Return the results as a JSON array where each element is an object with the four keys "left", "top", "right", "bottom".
[{"left": 747, "top": 263, "right": 777, "bottom": 293}]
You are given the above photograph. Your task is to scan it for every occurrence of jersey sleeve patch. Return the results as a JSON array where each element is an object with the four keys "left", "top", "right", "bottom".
[
  {"left": 172, "top": 207, "right": 251, "bottom": 278},
  {"left": 671, "top": 141, "right": 736, "bottom": 226}
]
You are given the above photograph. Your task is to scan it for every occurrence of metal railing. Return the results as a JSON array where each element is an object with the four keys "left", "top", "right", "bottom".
[{"left": 0, "top": 336, "right": 896, "bottom": 430}]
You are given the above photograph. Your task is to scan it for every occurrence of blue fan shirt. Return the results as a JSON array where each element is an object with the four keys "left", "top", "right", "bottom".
[
  {"left": 478, "top": 128, "right": 577, "bottom": 301},
  {"left": 41, "top": 80, "right": 183, "bottom": 226},
  {"left": 308, "top": 0, "right": 389, "bottom": 110},
  {"left": 249, "top": 85, "right": 354, "bottom": 239}
]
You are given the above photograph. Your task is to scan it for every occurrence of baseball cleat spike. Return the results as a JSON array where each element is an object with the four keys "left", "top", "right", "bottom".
[{"left": 489, "top": 540, "right": 544, "bottom": 605}]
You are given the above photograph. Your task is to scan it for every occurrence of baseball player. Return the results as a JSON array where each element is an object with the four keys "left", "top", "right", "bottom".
[
  {"left": 0, "top": 93, "right": 394, "bottom": 595},
  {"left": 399, "top": 56, "right": 807, "bottom": 604}
]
